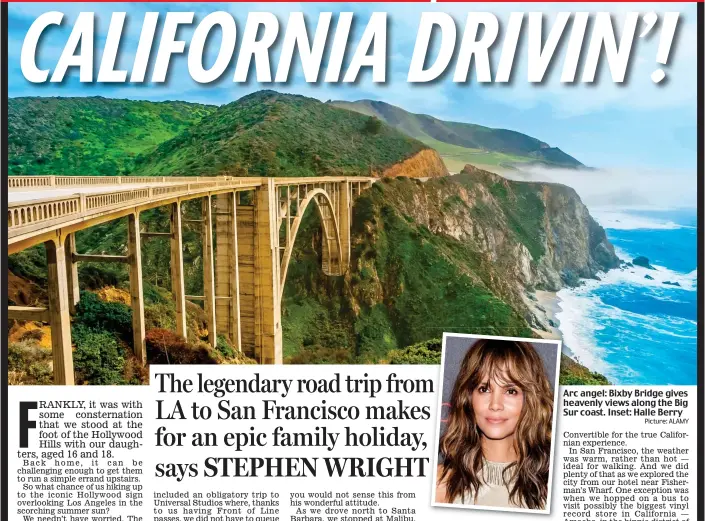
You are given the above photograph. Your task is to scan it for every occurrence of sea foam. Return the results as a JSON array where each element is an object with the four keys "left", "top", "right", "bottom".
[
  {"left": 555, "top": 215, "right": 697, "bottom": 384},
  {"left": 591, "top": 210, "right": 691, "bottom": 231}
]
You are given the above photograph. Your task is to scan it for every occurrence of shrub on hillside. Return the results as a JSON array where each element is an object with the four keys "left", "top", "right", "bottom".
[
  {"left": 146, "top": 328, "right": 187, "bottom": 351},
  {"left": 73, "top": 330, "right": 126, "bottom": 385},
  {"left": 559, "top": 354, "right": 610, "bottom": 385},
  {"left": 74, "top": 290, "right": 132, "bottom": 341},
  {"left": 387, "top": 339, "right": 442, "bottom": 365},
  {"left": 229, "top": 350, "right": 258, "bottom": 365},
  {"left": 185, "top": 302, "right": 209, "bottom": 343},
  {"left": 143, "top": 282, "right": 169, "bottom": 305},
  {"left": 8, "top": 341, "right": 53, "bottom": 385},
  {"left": 146, "top": 328, "right": 219, "bottom": 365},
  {"left": 145, "top": 302, "right": 176, "bottom": 331},
  {"left": 216, "top": 335, "right": 235, "bottom": 358},
  {"left": 8, "top": 246, "right": 48, "bottom": 285},
  {"left": 354, "top": 305, "right": 396, "bottom": 360},
  {"left": 19, "top": 328, "right": 44, "bottom": 342},
  {"left": 559, "top": 371, "right": 610, "bottom": 385},
  {"left": 287, "top": 344, "right": 353, "bottom": 364},
  {"left": 78, "top": 263, "right": 125, "bottom": 290},
  {"left": 122, "top": 355, "right": 150, "bottom": 385}
]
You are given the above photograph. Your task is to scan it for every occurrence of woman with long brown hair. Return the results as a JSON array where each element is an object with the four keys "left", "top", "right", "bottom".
[{"left": 435, "top": 339, "right": 553, "bottom": 510}]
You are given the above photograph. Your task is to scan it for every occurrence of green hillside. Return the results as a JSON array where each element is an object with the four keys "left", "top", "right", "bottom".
[
  {"left": 282, "top": 179, "right": 534, "bottom": 363},
  {"left": 329, "top": 99, "right": 583, "bottom": 170},
  {"left": 7, "top": 93, "right": 581, "bottom": 178},
  {"left": 132, "top": 90, "right": 429, "bottom": 177},
  {"left": 281, "top": 169, "right": 616, "bottom": 365},
  {"left": 8, "top": 96, "right": 216, "bottom": 176}
]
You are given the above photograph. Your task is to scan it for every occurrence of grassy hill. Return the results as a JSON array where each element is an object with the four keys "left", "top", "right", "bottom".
[
  {"left": 8, "top": 92, "right": 434, "bottom": 179},
  {"left": 8, "top": 93, "right": 581, "bottom": 178},
  {"left": 8, "top": 96, "right": 216, "bottom": 176},
  {"left": 132, "top": 90, "right": 431, "bottom": 177},
  {"left": 329, "top": 99, "right": 583, "bottom": 171}
]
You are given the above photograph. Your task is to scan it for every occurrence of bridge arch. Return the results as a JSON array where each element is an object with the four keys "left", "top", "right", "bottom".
[{"left": 279, "top": 188, "right": 343, "bottom": 300}]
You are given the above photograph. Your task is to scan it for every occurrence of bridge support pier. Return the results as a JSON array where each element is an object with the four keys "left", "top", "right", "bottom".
[
  {"left": 236, "top": 200, "right": 256, "bottom": 357},
  {"left": 338, "top": 181, "right": 351, "bottom": 269},
  {"left": 127, "top": 213, "right": 146, "bottom": 364},
  {"left": 45, "top": 238, "right": 75, "bottom": 385},
  {"left": 254, "top": 180, "right": 282, "bottom": 364},
  {"left": 170, "top": 202, "right": 187, "bottom": 339},
  {"left": 215, "top": 193, "right": 242, "bottom": 351},
  {"left": 65, "top": 234, "right": 80, "bottom": 315},
  {"left": 202, "top": 197, "right": 217, "bottom": 347}
]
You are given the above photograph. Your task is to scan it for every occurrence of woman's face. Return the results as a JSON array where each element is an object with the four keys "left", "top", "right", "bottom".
[{"left": 472, "top": 373, "right": 524, "bottom": 441}]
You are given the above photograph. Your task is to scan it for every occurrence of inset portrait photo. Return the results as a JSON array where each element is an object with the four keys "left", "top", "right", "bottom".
[{"left": 432, "top": 334, "right": 561, "bottom": 514}]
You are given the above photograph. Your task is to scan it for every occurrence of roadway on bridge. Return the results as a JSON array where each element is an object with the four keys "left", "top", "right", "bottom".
[{"left": 8, "top": 182, "right": 186, "bottom": 204}]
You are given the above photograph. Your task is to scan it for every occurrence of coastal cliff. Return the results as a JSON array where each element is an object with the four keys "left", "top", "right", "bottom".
[
  {"left": 380, "top": 149, "right": 448, "bottom": 179},
  {"left": 284, "top": 164, "right": 619, "bottom": 361}
]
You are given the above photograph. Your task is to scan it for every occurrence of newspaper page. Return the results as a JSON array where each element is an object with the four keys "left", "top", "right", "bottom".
[{"left": 2, "top": 2, "right": 702, "bottom": 521}]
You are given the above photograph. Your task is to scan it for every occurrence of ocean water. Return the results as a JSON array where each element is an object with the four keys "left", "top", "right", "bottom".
[{"left": 555, "top": 208, "right": 698, "bottom": 385}]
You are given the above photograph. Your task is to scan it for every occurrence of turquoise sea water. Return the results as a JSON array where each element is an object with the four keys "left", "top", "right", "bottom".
[{"left": 556, "top": 209, "right": 698, "bottom": 385}]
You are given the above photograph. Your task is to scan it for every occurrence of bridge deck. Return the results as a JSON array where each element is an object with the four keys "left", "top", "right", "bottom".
[{"left": 7, "top": 175, "right": 376, "bottom": 254}]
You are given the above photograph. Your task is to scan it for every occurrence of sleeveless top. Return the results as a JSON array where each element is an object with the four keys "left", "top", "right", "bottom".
[{"left": 451, "top": 460, "right": 516, "bottom": 508}]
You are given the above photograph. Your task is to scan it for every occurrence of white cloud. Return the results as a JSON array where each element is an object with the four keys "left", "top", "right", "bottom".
[
  {"left": 321, "top": 2, "right": 698, "bottom": 117},
  {"left": 503, "top": 164, "right": 697, "bottom": 209},
  {"left": 8, "top": 2, "right": 697, "bottom": 119},
  {"left": 481, "top": 9, "right": 696, "bottom": 116}
]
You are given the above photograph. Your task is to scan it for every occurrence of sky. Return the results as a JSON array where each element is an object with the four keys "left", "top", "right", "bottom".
[{"left": 7, "top": 2, "right": 698, "bottom": 173}]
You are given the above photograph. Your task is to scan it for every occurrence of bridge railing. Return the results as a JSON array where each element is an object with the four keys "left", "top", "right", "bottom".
[
  {"left": 8, "top": 178, "right": 257, "bottom": 240},
  {"left": 7, "top": 175, "right": 236, "bottom": 191},
  {"left": 8, "top": 194, "right": 83, "bottom": 230},
  {"left": 9, "top": 175, "right": 378, "bottom": 191},
  {"left": 272, "top": 176, "right": 377, "bottom": 186},
  {"left": 8, "top": 176, "right": 54, "bottom": 189},
  {"left": 8, "top": 176, "right": 378, "bottom": 242}
]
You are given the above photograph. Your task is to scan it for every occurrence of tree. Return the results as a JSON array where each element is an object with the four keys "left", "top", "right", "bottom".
[{"left": 364, "top": 116, "right": 382, "bottom": 135}]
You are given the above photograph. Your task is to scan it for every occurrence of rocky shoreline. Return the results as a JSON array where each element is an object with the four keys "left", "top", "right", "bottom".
[
  {"left": 527, "top": 288, "right": 612, "bottom": 385},
  {"left": 531, "top": 290, "right": 563, "bottom": 341}
]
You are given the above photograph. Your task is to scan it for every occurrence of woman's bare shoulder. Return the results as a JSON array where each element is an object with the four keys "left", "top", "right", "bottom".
[{"left": 435, "top": 464, "right": 450, "bottom": 503}]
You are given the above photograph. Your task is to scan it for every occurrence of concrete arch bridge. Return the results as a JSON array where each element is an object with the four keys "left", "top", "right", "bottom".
[{"left": 7, "top": 175, "right": 375, "bottom": 384}]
